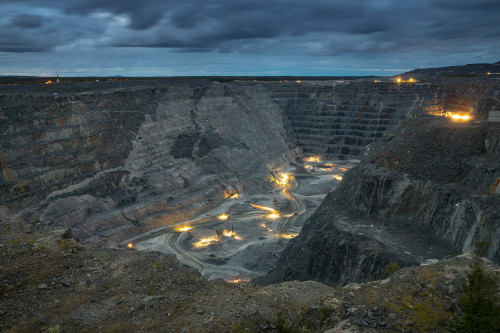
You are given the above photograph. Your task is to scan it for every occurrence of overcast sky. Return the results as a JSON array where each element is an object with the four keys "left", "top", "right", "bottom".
[{"left": 1, "top": 0, "right": 499, "bottom": 77}]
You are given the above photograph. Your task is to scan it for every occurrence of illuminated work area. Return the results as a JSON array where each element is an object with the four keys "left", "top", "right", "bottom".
[{"left": 130, "top": 157, "right": 355, "bottom": 282}]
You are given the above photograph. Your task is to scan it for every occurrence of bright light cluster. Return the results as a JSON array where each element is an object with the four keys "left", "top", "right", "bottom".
[
  {"left": 449, "top": 114, "right": 471, "bottom": 121},
  {"left": 395, "top": 77, "right": 417, "bottom": 83},
  {"left": 304, "top": 156, "right": 321, "bottom": 162},
  {"left": 276, "top": 173, "right": 291, "bottom": 185},
  {"left": 279, "top": 233, "right": 299, "bottom": 239},
  {"left": 193, "top": 236, "right": 219, "bottom": 248},
  {"left": 225, "top": 191, "right": 240, "bottom": 199},
  {"left": 218, "top": 214, "right": 229, "bottom": 220},
  {"left": 250, "top": 203, "right": 279, "bottom": 215},
  {"left": 222, "top": 229, "right": 242, "bottom": 239}
]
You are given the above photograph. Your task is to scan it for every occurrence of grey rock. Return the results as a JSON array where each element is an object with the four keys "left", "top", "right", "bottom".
[
  {"left": 360, "top": 320, "right": 370, "bottom": 327},
  {"left": 259, "top": 118, "right": 500, "bottom": 287},
  {"left": 347, "top": 307, "right": 358, "bottom": 314}
]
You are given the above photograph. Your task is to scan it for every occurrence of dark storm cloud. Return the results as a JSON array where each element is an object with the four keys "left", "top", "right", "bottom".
[
  {"left": 106, "top": 0, "right": 390, "bottom": 52},
  {"left": 0, "top": 3, "right": 107, "bottom": 53},
  {"left": 10, "top": 14, "right": 45, "bottom": 29},
  {"left": 0, "top": 32, "right": 52, "bottom": 52},
  {"left": 1, "top": 0, "right": 499, "bottom": 58},
  {"left": 63, "top": 0, "right": 166, "bottom": 30},
  {"left": 434, "top": 0, "right": 500, "bottom": 11}
]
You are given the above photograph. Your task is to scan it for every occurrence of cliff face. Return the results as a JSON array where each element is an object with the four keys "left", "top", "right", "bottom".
[
  {"left": 345, "top": 120, "right": 500, "bottom": 260},
  {"left": 268, "top": 78, "right": 499, "bottom": 159},
  {"left": 1, "top": 78, "right": 499, "bottom": 252},
  {"left": 268, "top": 81, "right": 435, "bottom": 159},
  {"left": 0, "top": 82, "right": 297, "bottom": 246},
  {"left": 260, "top": 118, "right": 500, "bottom": 286}
]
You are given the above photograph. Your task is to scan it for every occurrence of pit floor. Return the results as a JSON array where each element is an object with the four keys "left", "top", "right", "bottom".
[{"left": 128, "top": 158, "right": 358, "bottom": 282}]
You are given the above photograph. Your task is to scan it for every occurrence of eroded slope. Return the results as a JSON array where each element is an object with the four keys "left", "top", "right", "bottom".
[
  {"left": 0, "top": 82, "right": 298, "bottom": 247},
  {"left": 261, "top": 118, "right": 500, "bottom": 286}
]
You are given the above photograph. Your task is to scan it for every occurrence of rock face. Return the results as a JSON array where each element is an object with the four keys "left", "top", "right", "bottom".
[
  {"left": 259, "top": 118, "right": 500, "bottom": 286},
  {"left": 267, "top": 78, "right": 499, "bottom": 159},
  {"left": 268, "top": 81, "right": 435, "bottom": 159},
  {"left": 346, "top": 119, "right": 500, "bottom": 262},
  {"left": 0, "top": 82, "right": 298, "bottom": 246},
  {"left": 1, "top": 77, "right": 499, "bottom": 251}
]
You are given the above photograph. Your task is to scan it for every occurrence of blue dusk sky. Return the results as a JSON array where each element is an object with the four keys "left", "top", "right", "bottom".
[{"left": 1, "top": 0, "right": 499, "bottom": 77}]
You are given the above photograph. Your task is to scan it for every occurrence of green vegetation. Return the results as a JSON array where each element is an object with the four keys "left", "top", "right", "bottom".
[
  {"left": 275, "top": 311, "right": 293, "bottom": 333},
  {"left": 388, "top": 293, "right": 450, "bottom": 332},
  {"left": 455, "top": 260, "right": 500, "bottom": 332},
  {"left": 47, "top": 325, "right": 62, "bottom": 333},
  {"left": 473, "top": 233, "right": 491, "bottom": 257},
  {"left": 384, "top": 261, "right": 400, "bottom": 277}
]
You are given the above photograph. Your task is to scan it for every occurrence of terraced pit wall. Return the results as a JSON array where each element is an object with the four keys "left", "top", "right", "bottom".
[
  {"left": 423, "top": 80, "right": 500, "bottom": 120},
  {"left": 268, "top": 81, "right": 434, "bottom": 159},
  {"left": 0, "top": 79, "right": 498, "bottom": 247},
  {"left": 0, "top": 82, "right": 297, "bottom": 246},
  {"left": 268, "top": 79, "right": 500, "bottom": 159}
]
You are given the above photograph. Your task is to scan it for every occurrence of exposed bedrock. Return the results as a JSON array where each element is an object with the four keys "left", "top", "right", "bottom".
[
  {"left": 343, "top": 119, "right": 500, "bottom": 262},
  {"left": 268, "top": 81, "right": 434, "bottom": 159},
  {"left": 266, "top": 78, "right": 499, "bottom": 159},
  {"left": 259, "top": 118, "right": 500, "bottom": 287},
  {"left": 0, "top": 83, "right": 298, "bottom": 246},
  {"left": 1, "top": 78, "right": 499, "bottom": 250}
]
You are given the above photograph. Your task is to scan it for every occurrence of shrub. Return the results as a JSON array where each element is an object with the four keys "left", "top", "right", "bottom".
[
  {"left": 473, "top": 234, "right": 491, "bottom": 257},
  {"left": 457, "top": 260, "right": 500, "bottom": 332},
  {"left": 47, "top": 325, "right": 62, "bottom": 333},
  {"left": 384, "top": 262, "right": 400, "bottom": 277}
]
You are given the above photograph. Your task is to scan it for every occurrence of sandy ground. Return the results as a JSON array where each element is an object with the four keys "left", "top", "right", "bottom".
[{"left": 127, "top": 158, "right": 358, "bottom": 281}]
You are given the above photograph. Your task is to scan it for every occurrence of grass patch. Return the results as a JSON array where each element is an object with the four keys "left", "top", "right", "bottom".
[{"left": 387, "top": 292, "right": 451, "bottom": 332}]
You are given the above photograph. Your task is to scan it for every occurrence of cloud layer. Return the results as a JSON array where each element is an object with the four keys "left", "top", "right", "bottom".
[{"left": 1, "top": 0, "right": 499, "bottom": 75}]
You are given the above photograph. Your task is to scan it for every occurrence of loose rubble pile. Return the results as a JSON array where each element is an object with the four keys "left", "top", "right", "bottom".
[{"left": 371, "top": 118, "right": 488, "bottom": 184}]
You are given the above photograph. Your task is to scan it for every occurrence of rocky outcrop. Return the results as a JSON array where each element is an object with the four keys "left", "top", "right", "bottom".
[
  {"left": 260, "top": 118, "right": 500, "bottom": 286},
  {"left": 0, "top": 82, "right": 298, "bottom": 246},
  {"left": 346, "top": 119, "right": 500, "bottom": 262}
]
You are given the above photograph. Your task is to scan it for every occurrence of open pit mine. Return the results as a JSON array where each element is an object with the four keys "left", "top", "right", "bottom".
[{"left": 1, "top": 64, "right": 500, "bottom": 332}]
